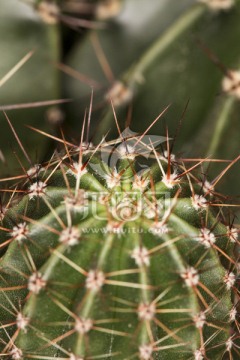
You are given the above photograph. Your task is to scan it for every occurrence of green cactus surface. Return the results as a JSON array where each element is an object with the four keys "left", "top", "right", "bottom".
[{"left": 0, "top": 124, "right": 239, "bottom": 359}]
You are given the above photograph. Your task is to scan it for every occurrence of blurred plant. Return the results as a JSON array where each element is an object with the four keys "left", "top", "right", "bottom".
[{"left": 1, "top": 0, "right": 240, "bottom": 193}]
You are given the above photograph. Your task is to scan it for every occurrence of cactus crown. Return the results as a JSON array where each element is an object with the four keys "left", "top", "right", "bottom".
[{"left": 0, "top": 120, "right": 239, "bottom": 360}]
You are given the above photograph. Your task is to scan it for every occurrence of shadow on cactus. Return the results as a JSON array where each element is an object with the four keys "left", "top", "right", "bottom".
[{"left": 0, "top": 107, "right": 240, "bottom": 360}]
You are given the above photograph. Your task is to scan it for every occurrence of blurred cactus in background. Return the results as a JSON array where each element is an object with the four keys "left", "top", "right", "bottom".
[
  {"left": 1, "top": 0, "right": 240, "bottom": 195},
  {"left": 64, "top": 0, "right": 240, "bottom": 196},
  {"left": 0, "top": 0, "right": 61, "bottom": 174}
]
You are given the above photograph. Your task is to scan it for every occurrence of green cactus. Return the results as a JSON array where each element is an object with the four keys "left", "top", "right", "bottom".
[
  {"left": 1, "top": 0, "right": 240, "bottom": 359},
  {"left": 0, "top": 122, "right": 239, "bottom": 359}
]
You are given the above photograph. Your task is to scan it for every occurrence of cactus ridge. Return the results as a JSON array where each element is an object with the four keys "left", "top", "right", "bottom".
[{"left": 0, "top": 121, "right": 239, "bottom": 360}]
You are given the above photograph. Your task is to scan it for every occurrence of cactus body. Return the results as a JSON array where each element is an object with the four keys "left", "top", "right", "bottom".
[{"left": 0, "top": 132, "right": 238, "bottom": 359}]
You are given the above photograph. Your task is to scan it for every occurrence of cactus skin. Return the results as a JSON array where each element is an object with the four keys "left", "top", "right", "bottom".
[{"left": 0, "top": 130, "right": 239, "bottom": 360}]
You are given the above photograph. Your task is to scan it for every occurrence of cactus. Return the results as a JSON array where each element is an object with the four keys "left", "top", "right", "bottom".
[
  {"left": 0, "top": 0, "right": 240, "bottom": 359},
  {"left": 0, "top": 119, "right": 239, "bottom": 359}
]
